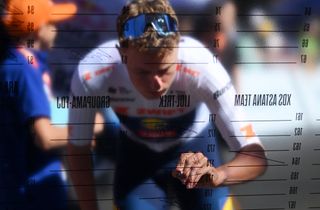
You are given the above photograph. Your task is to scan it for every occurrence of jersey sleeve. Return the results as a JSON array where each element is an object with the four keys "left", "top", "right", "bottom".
[
  {"left": 68, "top": 69, "right": 96, "bottom": 146},
  {"left": 184, "top": 39, "right": 262, "bottom": 151},
  {"left": 19, "top": 63, "right": 50, "bottom": 122},
  {"left": 68, "top": 39, "right": 120, "bottom": 146}
]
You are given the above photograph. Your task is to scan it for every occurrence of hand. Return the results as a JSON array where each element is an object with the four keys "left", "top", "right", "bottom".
[{"left": 172, "top": 152, "right": 221, "bottom": 189}]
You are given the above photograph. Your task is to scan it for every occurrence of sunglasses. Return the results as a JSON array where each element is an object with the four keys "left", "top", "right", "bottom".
[{"left": 122, "top": 13, "right": 178, "bottom": 39}]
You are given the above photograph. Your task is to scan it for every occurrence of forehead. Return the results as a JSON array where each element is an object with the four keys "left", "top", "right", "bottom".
[{"left": 127, "top": 47, "right": 178, "bottom": 69}]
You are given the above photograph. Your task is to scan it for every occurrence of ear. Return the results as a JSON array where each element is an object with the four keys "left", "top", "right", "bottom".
[
  {"left": 116, "top": 43, "right": 129, "bottom": 64},
  {"left": 116, "top": 43, "right": 128, "bottom": 56}
]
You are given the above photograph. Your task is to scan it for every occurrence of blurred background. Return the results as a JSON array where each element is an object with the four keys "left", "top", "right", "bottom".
[{"left": 2, "top": 0, "right": 320, "bottom": 209}]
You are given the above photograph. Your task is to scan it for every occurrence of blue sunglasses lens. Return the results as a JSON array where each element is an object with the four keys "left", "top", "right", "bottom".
[
  {"left": 151, "top": 15, "right": 172, "bottom": 35},
  {"left": 123, "top": 15, "right": 146, "bottom": 38},
  {"left": 123, "top": 14, "right": 177, "bottom": 39}
]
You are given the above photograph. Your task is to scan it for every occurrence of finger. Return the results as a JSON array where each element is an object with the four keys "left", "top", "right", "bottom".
[
  {"left": 185, "top": 153, "right": 207, "bottom": 181},
  {"left": 188, "top": 166, "right": 213, "bottom": 189},
  {"left": 182, "top": 153, "right": 200, "bottom": 183},
  {"left": 195, "top": 167, "right": 219, "bottom": 188},
  {"left": 172, "top": 169, "right": 184, "bottom": 179},
  {"left": 173, "top": 153, "right": 193, "bottom": 179},
  {"left": 185, "top": 154, "right": 209, "bottom": 188},
  {"left": 175, "top": 152, "right": 193, "bottom": 173},
  {"left": 183, "top": 152, "right": 206, "bottom": 185}
]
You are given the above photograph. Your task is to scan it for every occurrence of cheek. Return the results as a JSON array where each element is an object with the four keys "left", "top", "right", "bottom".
[
  {"left": 44, "top": 26, "right": 57, "bottom": 43},
  {"left": 163, "top": 71, "right": 176, "bottom": 85},
  {"left": 49, "top": 31, "right": 57, "bottom": 42},
  {"left": 128, "top": 73, "right": 146, "bottom": 90}
]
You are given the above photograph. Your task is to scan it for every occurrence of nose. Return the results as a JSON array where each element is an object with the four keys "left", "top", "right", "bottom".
[{"left": 150, "top": 75, "right": 162, "bottom": 91}]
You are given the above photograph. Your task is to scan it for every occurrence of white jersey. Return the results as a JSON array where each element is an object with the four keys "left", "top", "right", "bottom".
[{"left": 69, "top": 36, "right": 261, "bottom": 152}]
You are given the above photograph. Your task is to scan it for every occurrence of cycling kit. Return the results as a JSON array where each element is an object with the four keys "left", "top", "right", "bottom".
[{"left": 69, "top": 36, "right": 261, "bottom": 210}]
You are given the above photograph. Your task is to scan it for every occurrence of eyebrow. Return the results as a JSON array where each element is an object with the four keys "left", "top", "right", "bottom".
[
  {"left": 158, "top": 63, "right": 175, "bottom": 71},
  {"left": 140, "top": 63, "right": 175, "bottom": 73}
]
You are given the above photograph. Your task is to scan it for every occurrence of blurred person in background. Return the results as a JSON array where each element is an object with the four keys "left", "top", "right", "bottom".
[
  {"left": 67, "top": 0, "right": 267, "bottom": 210},
  {"left": 0, "top": 20, "right": 10, "bottom": 63},
  {"left": 0, "top": 0, "right": 77, "bottom": 209},
  {"left": 193, "top": 0, "right": 240, "bottom": 88},
  {"left": 48, "top": 0, "right": 127, "bottom": 96},
  {"left": 299, "top": 17, "right": 320, "bottom": 72}
]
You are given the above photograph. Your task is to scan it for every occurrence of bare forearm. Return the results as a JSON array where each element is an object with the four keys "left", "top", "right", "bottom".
[
  {"left": 173, "top": 144, "right": 267, "bottom": 189},
  {"left": 33, "top": 118, "right": 68, "bottom": 150},
  {"left": 67, "top": 143, "right": 99, "bottom": 210},
  {"left": 49, "top": 126, "right": 68, "bottom": 148},
  {"left": 215, "top": 144, "right": 267, "bottom": 186}
]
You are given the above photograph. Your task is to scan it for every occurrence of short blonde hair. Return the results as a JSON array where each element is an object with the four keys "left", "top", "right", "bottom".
[{"left": 117, "top": 0, "right": 180, "bottom": 55}]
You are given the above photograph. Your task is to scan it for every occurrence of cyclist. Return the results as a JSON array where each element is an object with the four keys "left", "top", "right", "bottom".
[{"left": 67, "top": 0, "right": 266, "bottom": 209}]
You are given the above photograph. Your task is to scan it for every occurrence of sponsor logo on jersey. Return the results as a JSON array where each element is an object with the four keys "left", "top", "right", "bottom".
[
  {"left": 83, "top": 66, "right": 114, "bottom": 81},
  {"left": 110, "top": 97, "right": 135, "bottom": 102},
  {"left": 137, "top": 108, "right": 185, "bottom": 116},
  {"left": 141, "top": 118, "right": 167, "bottom": 130},
  {"left": 139, "top": 118, "right": 176, "bottom": 139},
  {"left": 108, "top": 87, "right": 117, "bottom": 94},
  {"left": 119, "top": 86, "right": 131, "bottom": 94},
  {"left": 114, "top": 106, "right": 129, "bottom": 115},
  {"left": 176, "top": 64, "right": 200, "bottom": 77},
  {"left": 83, "top": 71, "right": 92, "bottom": 81},
  {"left": 94, "top": 66, "right": 113, "bottom": 76},
  {"left": 213, "top": 82, "right": 232, "bottom": 100},
  {"left": 240, "top": 124, "right": 256, "bottom": 140}
]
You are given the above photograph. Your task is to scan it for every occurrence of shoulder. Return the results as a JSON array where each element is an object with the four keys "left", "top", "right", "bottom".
[
  {"left": 178, "top": 36, "right": 214, "bottom": 64},
  {"left": 72, "top": 39, "right": 122, "bottom": 93},
  {"left": 1, "top": 49, "right": 27, "bottom": 68},
  {"left": 1, "top": 49, "right": 41, "bottom": 79},
  {"left": 177, "top": 36, "right": 231, "bottom": 88},
  {"left": 79, "top": 39, "right": 121, "bottom": 68}
]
